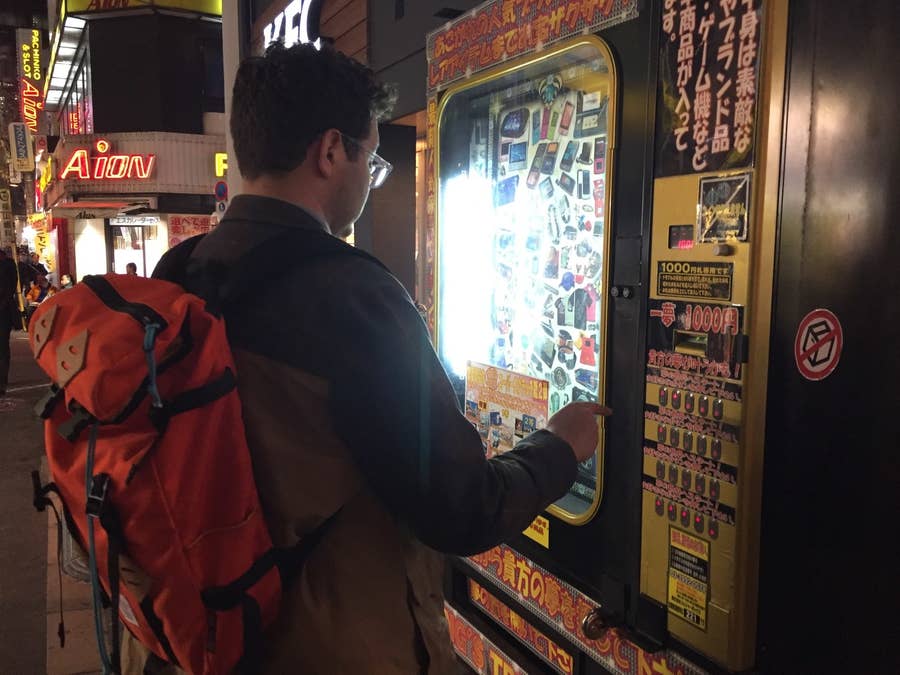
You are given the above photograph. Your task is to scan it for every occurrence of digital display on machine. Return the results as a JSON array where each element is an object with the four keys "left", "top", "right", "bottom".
[
  {"left": 668, "top": 224, "right": 695, "bottom": 249},
  {"left": 436, "top": 42, "right": 615, "bottom": 518}
]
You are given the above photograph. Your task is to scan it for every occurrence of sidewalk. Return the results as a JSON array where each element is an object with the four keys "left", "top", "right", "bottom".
[
  {"left": 0, "top": 331, "right": 102, "bottom": 673},
  {"left": 45, "top": 479, "right": 103, "bottom": 675}
]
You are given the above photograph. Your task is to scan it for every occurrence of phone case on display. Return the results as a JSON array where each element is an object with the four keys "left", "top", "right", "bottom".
[
  {"left": 527, "top": 143, "right": 548, "bottom": 188},
  {"left": 548, "top": 110, "right": 560, "bottom": 140},
  {"left": 560, "top": 140, "right": 577, "bottom": 172},
  {"left": 559, "top": 100, "right": 574, "bottom": 135},
  {"left": 532, "top": 110, "right": 541, "bottom": 144},
  {"left": 577, "top": 141, "right": 592, "bottom": 164},
  {"left": 594, "top": 137, "right": 606, "bottom": 174},
  {"left": 557, "top": 172, "right": 575, "bottom": 195},
  {"left": 577, "top": 170, "right": 591, "bottom": 199},
  {"left": 541, "top": 142, "right": 559, "bottom": 174},
  {"left": 500, "top": 141, "right": 511, "bottom": 162},
  {"left": 541, "top": 107, "right": 550, "bottom": 139}
]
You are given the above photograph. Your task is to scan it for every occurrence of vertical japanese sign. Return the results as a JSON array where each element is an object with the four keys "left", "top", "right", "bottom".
[
  {"left": 655, "top": 0, "right": 763, "bottom": 177},
  {"left": 17, "top": 28, "right": 44, "bottom": 134},
  {"left": 8, "top": 123, "right": 34, "bottom": 174},
  {"left": 0, "top": 190, "right": 14, "bottom": 249}
]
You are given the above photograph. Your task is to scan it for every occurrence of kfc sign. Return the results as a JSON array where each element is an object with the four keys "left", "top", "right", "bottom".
[
  {"left": 262, "top": 0, "right": 323, "bottom": 50},
  {"left": 59, "top": 138, "right": 156, "bottom": 181}
]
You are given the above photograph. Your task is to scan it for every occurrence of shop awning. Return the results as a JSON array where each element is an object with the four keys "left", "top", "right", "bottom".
[{"left": 49, "top": 201, "right": 151, "bottom": 219}]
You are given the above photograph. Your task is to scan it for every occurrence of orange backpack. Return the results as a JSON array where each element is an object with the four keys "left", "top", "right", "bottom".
[{"left": 28, "top": 271, "right": 321, "bottom": 674}]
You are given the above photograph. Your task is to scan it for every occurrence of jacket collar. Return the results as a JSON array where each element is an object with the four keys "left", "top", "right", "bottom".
[{"left": 223, "top": 194, "right": 331, "bottom": 234}]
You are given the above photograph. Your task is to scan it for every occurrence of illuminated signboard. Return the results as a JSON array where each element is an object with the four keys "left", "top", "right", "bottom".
[
  {"left": 59, "top": 138, "right": 157, "bottom": 181},
  {"left": 262, "top": 0, "right": 323, "bottom": 49},
  {"left": 17, "top": 28, "right": 44, "bottom": 132},
  {"left": 215, "top": 152, "right": 228, "bottom": 177},
  {"left": 66, "top": 0, "right": 222, "bottom": 15}
]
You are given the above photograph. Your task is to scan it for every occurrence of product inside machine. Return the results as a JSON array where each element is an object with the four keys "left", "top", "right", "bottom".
[{"left": 436, "top": 42, "right": 613, "bottom": 518}]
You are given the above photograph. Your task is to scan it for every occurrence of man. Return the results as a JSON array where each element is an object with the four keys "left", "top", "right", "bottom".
[
  {"left": 0, "top": 248, "right": 19, "bottom": 397},
  {"left": 125, "top": 262, "right": 138, "bottom": 275},
  {"left": 16, "top": 247, "right": 36, "bottom": 290},
  {"left": 148, "top": 43, "right": 609, "bottom": 674},
  {"left": 30, "top": 251, "right": 49, "bottom": 277}
]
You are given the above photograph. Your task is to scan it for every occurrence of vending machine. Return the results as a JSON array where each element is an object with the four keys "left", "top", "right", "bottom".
[{"left": 422, "top": 1, "right": 897, "bottom": 674}]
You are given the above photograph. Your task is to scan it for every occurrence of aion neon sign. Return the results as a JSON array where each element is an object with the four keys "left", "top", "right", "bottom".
[{"left": 59, "top": 138, "right": 156, "bottom": 181}]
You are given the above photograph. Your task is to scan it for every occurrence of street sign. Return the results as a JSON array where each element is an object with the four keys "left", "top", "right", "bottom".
[{"left": 214, "top": 181, "right": 228, "bottom": 201}]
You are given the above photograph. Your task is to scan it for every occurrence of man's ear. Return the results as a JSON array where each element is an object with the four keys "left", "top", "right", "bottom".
[{"left": 316, "top": 129, "right": 345, "bottom": 178}]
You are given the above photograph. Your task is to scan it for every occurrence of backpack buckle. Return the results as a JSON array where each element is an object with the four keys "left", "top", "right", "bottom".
[
  {"left": 34, "top": 385, "right": 63, "bottom": 420},
  {"left": 58, "top": 404, "right": 95, "bottom": 442},
  {"left": 86, "top": 473, "right": 111, "bottom": 519}
]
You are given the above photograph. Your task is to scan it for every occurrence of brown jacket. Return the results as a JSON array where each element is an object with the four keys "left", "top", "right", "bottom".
[{"left": 138, "top": 195, "right": 578, "bottom": 673}]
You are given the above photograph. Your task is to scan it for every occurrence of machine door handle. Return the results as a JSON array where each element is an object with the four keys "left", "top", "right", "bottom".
[{"left": 581, "top": 607, "right": 611, "bottom": 640}]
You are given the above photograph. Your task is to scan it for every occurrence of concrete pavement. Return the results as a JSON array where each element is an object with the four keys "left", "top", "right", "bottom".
[{"left": 0, "top": 330, "right": 101, "bottom": 674}]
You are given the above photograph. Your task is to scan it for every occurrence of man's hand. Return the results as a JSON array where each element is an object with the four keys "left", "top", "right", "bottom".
[{"left": 546, "top": 402, "right": 612, "bottom": 463}]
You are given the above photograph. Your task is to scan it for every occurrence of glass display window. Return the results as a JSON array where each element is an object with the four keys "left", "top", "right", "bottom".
[{"left": 435, "top": 38, "right": 617, "bottom": 521}]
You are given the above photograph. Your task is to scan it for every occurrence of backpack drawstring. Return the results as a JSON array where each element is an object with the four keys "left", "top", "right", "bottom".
[
  {"left": 31, "top": 470, "right": 67, "bottom": 648},
  {"left": 86, "top": 421, "right": 115, "bottom": 675}
]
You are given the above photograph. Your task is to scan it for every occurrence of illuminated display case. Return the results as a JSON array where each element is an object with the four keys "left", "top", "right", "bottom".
[{"left": 435, "top": 38, "right": 616, "bottom": 520}]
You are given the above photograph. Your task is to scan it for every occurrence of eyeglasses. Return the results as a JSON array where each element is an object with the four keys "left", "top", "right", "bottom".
[{"left": 340, "top": 133, "right": 393, "bottom": 189}]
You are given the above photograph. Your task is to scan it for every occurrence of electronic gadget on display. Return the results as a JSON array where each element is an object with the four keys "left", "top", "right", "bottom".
[
  {"left": 526, "top": 143, "right": 547, "bottom": 188},
  {"left": 594, "top": 136, "right": 606, "bottom": 174},
  {"left": 540, "top": 142, "right": 559, "bottom": 174},
  {"left": 560, "top": 99, "right": 575, "bottom": 135},
  {"left": 508, "top": 141, "right": 528, "bottom": 171},
  {"left": 560, "top": 140, "right": 577, "bottom": 172},
  {"left": 557, "top": 172, "right": 575, "bottom": 195}
]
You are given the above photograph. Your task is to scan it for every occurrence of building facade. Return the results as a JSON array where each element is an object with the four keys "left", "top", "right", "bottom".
[{"left": 37, "top": 0, "right": 226, "bottom": 279}]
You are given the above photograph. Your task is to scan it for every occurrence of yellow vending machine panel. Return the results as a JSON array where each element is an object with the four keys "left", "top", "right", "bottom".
[{"left": 640, "top": 0, "right": 786, "bottom": 670}]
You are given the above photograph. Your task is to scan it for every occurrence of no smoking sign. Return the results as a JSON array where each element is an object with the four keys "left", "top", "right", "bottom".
[{"left": 794, "top": 309, "right": 843, "bottom": 381}]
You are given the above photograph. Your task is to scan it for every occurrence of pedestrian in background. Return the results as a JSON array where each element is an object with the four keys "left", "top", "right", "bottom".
[{"left": 0, "top": 248, "right": 19, "bottom": 397}]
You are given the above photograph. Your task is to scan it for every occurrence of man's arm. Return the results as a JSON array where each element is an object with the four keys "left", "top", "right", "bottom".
[{"left": 327, "top": 268, "right": 581, "bottom": 556}]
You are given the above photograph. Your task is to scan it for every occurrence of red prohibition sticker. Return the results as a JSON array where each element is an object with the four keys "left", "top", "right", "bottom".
[{"left": 794, "top": 309, "right": 843, "bottom": 381}]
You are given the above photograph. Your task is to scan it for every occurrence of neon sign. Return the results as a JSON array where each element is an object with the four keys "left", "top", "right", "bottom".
[
  {"left": 18, "top": 28, "right": 43, "bottom": 132},
  {"left": 262, "top": 0, "right": 323, "bottom": 49},
  {"left": 59, "top": 138, "right": 157, "bottom": 181},
  {"left": 20, "top": 79, "right": 43, "bottom": 134},
  {"left": 214, "top": 152, "right": 228, "bottom": 177},
  {"left": 68, "top": 110, "right": 84, "bottom": 135}
]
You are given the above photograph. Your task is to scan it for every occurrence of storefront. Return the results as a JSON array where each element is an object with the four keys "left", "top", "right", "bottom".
[{"left": 41, "top": 131, "right": 223, "bottom": 279}]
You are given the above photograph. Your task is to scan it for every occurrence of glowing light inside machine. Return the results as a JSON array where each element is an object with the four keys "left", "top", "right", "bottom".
[{"left": 440, "top": 172, "right": 494, "bottom": 378}]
